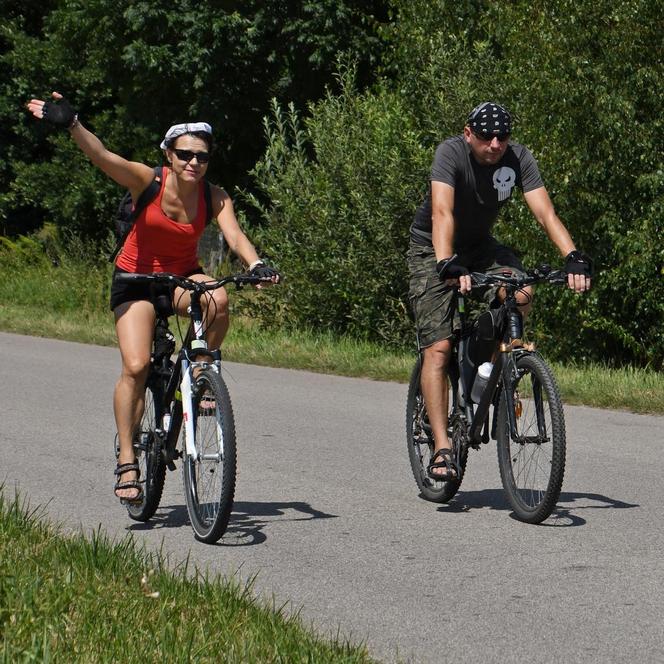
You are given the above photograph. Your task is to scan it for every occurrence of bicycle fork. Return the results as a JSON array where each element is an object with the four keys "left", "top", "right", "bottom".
[
  {"left": 180, "top": 350, "right": 223, "bottom": 462},
  {"left": 179, "top": 296, "right": 225, "bottom": 462}
]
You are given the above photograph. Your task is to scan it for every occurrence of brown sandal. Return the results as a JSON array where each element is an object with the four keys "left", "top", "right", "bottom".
[{"left": 114, "top": 462, "right": 143, "bottom": 505}]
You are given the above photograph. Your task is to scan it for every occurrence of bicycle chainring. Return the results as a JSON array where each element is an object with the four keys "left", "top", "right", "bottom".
[{"left": 450, "top": 411, "right": 472, "bottom": 459}]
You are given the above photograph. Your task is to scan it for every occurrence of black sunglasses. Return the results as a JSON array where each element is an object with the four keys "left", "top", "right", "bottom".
[
  {"left": 473, "top": 131, "right": 510, "bottom": 143},
  {"left": 172, "top": 148, "right": 210, "bottom": 164}
]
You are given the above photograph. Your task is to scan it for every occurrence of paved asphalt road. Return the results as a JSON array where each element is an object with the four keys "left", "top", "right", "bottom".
[{"left": 1, "top": 331, "right": 662, "bottom": 663}]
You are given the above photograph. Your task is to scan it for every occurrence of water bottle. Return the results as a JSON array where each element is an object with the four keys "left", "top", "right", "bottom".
[{"left": 471, "top": 362, "right": 493, "bottom": 403}]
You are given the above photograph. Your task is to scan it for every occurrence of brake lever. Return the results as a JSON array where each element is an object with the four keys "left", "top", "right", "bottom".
[
  {"left": 470, "top": 272, "right": 489, "bottom": 287},
  {"left": 531, "top": 263, "right": 551, "bottom": 278}
]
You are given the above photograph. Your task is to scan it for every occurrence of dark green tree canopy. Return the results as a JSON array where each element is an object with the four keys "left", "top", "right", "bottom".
[
  {"left": 1, "top": 0, "right": 661, "bottom": 367},
  {"left": 1, "top": 0, "right": 388, "bottom": 237}
]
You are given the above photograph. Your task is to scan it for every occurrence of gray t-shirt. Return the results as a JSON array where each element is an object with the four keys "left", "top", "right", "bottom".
[{"left": 410, "top": 135, "right": 544, "bottom": 248}]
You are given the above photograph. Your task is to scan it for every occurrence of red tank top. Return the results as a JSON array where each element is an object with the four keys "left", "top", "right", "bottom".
[{"left": 116, "top": 167, "right": 207, "bottom": 274}]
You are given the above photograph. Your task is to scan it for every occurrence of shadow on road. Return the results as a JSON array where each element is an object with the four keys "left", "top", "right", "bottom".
[
  {"left": 127, "top": 500, "right": 337, "bottom": 546},
  {"left": 432, "top": 489, "right": 639, "bottom": 526}
]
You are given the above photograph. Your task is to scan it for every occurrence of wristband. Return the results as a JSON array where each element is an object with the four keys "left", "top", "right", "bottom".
[
  {"left": 68, "top": 114, "right": 80, "bottom": 131},
  {"left": 249, "top": 259, "right": 265, "bottom": 271}
]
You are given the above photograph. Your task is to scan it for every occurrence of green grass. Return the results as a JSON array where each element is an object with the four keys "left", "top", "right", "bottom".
[
  {"left": 0, "top": 242, "right": 662, "bottom": 415},
  {"left": 0, "top": 491, "right": 374, "bottom": 663},
  {"left": 1, "top": 302, "right": 663, "bottom": 415}
]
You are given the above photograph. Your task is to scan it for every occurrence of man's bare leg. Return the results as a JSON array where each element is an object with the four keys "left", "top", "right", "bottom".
[{"left": 420, "top": 338, "right": 456, "bottom": 478}]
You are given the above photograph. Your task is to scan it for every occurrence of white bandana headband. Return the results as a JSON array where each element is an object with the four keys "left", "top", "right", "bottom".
[{"left": 160, "top": 122, "right": 212, "bottom": 149}]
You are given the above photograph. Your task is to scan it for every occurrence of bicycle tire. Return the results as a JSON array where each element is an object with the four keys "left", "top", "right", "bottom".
[
  {"left": 496, "top": 352, "right": 566, "bottom": 523},
  {"left": 127, "top": 381, "right": 166, "bottom": 522},
  {"left": 406, "top": 359, "right": 468, "bottom": 503},
  {"left": 182, "top": 368, "right": 236, "bottom": 543}
]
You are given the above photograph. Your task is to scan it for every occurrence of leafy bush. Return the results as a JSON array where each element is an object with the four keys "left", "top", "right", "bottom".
[
  {"left": 242, "top": 68, "right": 427, "bottom": 345},
  {"left": 0, "top": 225, "right": 110, "bottom": 313},
  {"left": 247, "top": 0, "right": 663, "bottom": 367}
]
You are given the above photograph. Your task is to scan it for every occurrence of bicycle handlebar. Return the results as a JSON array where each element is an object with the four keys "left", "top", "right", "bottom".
[
  {"left": 114, "top": 271, "right": 271, "bottom": 292},
  {"left": 469, "top": 265, "right": 567, "bottom": 289}
]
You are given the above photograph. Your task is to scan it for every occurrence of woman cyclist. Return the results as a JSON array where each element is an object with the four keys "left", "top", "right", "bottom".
[{"left": 27, "top": 92, "right": 279, "bottom": 505}]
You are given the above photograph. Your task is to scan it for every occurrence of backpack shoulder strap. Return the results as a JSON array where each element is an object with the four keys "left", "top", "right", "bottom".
[
  {"left": 132, "top": 166, "right": 162, "bottom": 214},
  {"left": 109, "top": 166, "right": 162, "bottom": 263}
]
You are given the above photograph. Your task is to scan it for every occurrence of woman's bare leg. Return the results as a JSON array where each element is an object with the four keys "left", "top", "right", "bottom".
[
  {"left": 173, "top": 274, "right": 230, "bottom": 348},
  {"left": 113, "top": 300, "right": 155, "bottom": 501}
]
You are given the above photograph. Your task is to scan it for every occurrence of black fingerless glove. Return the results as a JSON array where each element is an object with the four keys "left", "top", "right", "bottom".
[
  {"left": 564, "top": 250, "right": 593, "bottom": 277},
  {"left": 436, "top": 256, "right": 469, "bottom": 280},
  {"left": 42, "top": 97, "right": 77, "bottom": 129},
  {"left": 249, "top": 261, "right": 280, "bottom": 279}
]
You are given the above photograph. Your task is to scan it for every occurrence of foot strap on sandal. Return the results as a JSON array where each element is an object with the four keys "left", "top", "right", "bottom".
[
  {"left": 427, "top": 448, "right": 460, "bottom": 480},
  {"left": 114, "top": 462, "right": 140, "bottom": 477}
]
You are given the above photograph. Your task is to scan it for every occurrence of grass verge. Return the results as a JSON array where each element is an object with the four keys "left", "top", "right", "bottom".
[
  {"left": 0, "top": 238, "right": 661, "bottom": 415},
  {"left": 1, "top": 302, "right": 662, "bottom": 414},
  {"left": 0, "top": 490, "right": 373, "bottom": 663}
]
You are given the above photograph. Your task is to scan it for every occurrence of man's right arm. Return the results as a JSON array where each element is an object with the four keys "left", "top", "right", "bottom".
[
  {"left": 431, "top": 181, "right": 456, "bottom": 261},
  {"left": 431, "top": 181, "right": 471, "bottom": 292}
]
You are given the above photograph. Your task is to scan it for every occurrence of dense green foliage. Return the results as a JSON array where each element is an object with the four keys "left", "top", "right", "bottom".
[
  {"left": 242, "top": 80, "right": 427, "bottom": 345},
  {"left": 1, "top": 0, "right": 662, "bottom": 367},
  {"left": 0, "top": 0, "right": 388, "bottom": 238},
  {"left": 247, "top": 0, "right": 663, "bottom": 367}
]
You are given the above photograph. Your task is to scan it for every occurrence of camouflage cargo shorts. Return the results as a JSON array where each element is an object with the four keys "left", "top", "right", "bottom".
[{"left": 407, "top": 240, "right": 526, "bottom": 347}]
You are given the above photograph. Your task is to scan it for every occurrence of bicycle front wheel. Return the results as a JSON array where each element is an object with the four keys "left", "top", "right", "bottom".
[
  {"left": 496, "top": 353, "right": 566, "bottom": 523},
  {"left": 127, "top": 381, "right": 166, "bottom": 522},
  {"left": 182, "top": 368, "right": 237, "bottom": 543}
]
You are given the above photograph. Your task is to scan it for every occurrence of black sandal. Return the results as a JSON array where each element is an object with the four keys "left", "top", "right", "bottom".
[
  {"left": 114, "top": 462, "right": 143, "bottom": 505},
  {"left": 427, "top": 448, "right": 459, "bottom": 481}
]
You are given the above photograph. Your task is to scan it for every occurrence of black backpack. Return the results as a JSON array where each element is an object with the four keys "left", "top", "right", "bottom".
[{"left": 109, "top": 166, "right": 213, "bottom": 262}]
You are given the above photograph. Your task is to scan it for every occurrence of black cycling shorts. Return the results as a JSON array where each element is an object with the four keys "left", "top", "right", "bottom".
[{"left": 110, "top": 266, "right": 204, "bottom": 313}]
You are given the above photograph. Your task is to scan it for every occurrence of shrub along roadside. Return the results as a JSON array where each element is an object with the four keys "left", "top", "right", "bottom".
[
  {"left": 246, "top": 0, "right": 664, "bottom": 369},
  {"left": 0, "top": 491, "right": 374, "bottom": 663},
  {"left": 0, "top": 235, "right": 661, "bottom": 414}
]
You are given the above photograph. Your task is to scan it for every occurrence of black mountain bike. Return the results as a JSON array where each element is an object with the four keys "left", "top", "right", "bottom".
[
  {"left": 406, "top": 265, "right": 568, "bottom": 524},
  {"left": 113, "top": 271, "right": 267, "bottom": 543}
]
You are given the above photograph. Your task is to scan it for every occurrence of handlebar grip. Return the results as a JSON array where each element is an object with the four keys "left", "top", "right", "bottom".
[
  {"left": 113, "top": 272, "right": 155, "bottom": 283},
  {"left": 547, "top": 269, "right": 567, "bottom": 284}
]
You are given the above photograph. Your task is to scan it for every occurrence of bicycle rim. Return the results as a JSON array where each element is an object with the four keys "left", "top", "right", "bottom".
[
  {"left": 497, "top": 353, "right": 566, "bottom": 523},
  {"left": 183, "top": 369, "right": 236, "bottom": 543}
]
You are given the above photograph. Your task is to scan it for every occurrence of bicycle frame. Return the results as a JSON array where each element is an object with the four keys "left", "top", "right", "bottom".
[
  {"left": 408, "top": 263, "right": 569, "bottom": 521},
  {"left": 158, "top": 294, "right": 223, "bottom": 465},
  {"left": 454, "top": 273, "right": 558, "bottom": 447},
  {"left": 114, "top": 271, "right": 267, "bottom": 471}
]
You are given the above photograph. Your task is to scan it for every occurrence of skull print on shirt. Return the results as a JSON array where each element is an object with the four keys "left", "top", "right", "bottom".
[{"left": 492, "top": 167, "right": 517, "bottom": 202}]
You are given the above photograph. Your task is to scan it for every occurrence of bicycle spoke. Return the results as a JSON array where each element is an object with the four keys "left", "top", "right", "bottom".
[{"left": 406, "top": 359, "right": 468, "bottom": 503}]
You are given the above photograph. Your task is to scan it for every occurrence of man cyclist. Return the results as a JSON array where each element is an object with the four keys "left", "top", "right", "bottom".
[{"left": 407, "top": 101, "right": 592, "bottom": 481}]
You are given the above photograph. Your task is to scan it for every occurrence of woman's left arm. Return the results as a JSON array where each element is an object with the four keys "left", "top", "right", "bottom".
[{"left": 212, "top": 186, "right": 262, "bottom": 269}]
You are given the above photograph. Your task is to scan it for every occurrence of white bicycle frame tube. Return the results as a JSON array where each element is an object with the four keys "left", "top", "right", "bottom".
[{"left": 180, "top": 359, "right": 197, "bottom": 459}]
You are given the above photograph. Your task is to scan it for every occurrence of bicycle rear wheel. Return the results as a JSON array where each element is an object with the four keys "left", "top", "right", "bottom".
[
  {"left": 126, "top": 381, "right": 166, "bottom": 522},
  {"left": 406, "top": 359, "right": 467, "bottom": 503},
  {"left": 496, "top": 353, "right": 566, "bottom": 523},
  {"left": 182, "top": 368, "right": 236, "bottom": 543}
]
